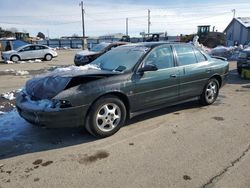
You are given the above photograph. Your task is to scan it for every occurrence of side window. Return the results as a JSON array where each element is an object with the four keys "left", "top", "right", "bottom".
[
  {"left": 175, "top": 45, "right": 197, "bottom": 66},
  {"left": 22, "top": 46, "right": 33, "bottom": 51},
  {"left": 144, "top": 46, "right": 174, "bottom": 69},
  {"left": 194, "top": 48, "right": 207, "bottom": 62},
  {"left": 35, "top": 46, "right": 45, "bottom": 50}
]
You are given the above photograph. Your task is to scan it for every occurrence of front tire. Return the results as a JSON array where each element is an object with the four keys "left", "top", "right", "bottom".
[
  {"left": 10, "top": 55, "right": 20, "bottom": 62},
  {"left": 85, "top": 95, "right": 126, "bottom": 138},
  {"left": 44, "top": 54, "right": 53, "bottom": 61},
  {"left": 200, "top": 78, "right": 219, "bottom": 105}
]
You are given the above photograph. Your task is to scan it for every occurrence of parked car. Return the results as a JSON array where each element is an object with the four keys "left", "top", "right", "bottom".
[
  {"left": 1, "top": 44, "right": 57, "bottom": 62},
  {"left": 16, "top": 42, "right": 229, "bottom": 138},
  {"left": 237, "top": 48, "right": 250, "bottom": 74},
  {"left": 74, "top": 42, "right": 127, "bottom": 66}
]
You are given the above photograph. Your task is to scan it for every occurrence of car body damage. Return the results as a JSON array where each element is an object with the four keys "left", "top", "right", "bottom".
[
  {"left": 16, "top": 42, "right": 229, "bottom": 136},
  {"left": 25, "top": 68, "right": 120, "bottom": 100}
]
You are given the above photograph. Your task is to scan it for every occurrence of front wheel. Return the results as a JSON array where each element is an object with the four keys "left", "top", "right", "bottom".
[
  {"left": 200, "top": 78, "right": 219, "bottom": 105},
  {"left": 44, "top": 54, "right": 52, "bottom": 61},
  {"left": 10, "top": 55, "right": 20, "bottom": 62},
  {"left": 85, "top": 95, "right": 126, "bottom": 138}
]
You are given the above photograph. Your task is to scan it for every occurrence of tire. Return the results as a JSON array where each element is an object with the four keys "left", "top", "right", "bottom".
[
  {"left": 85, "top": 95, "right": 126, "bottom": 138},
  {"left": 10, "top": 55, "right": 20, "bottom": 62},
  {"left": 44, "top": 54, "right": 53, "bottom": 61},
  {"left": 200, "top": 78, "right": 219, "bottom": 105}
]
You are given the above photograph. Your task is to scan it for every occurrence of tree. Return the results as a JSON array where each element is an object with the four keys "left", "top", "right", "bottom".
[{"left": 37, "top": 32, "right": 45, "bottom": 39}]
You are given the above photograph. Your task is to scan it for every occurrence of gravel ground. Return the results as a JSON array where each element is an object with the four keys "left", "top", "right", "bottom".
[{"left": 0, "top": 54, "right": 249, "bottom": 188}]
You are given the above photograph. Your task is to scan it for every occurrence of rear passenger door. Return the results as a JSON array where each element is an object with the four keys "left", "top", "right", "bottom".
[
  {"left": 174, "top": 45, "right": 209, "bottom": 99},
  {"left": 35, "top": 45, "right": 46, "bottom": 58},
  {"left": 131, "top": 45, "right": 179, "bottom": 111}
]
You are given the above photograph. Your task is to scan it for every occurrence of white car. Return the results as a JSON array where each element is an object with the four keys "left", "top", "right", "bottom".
[{"left": 1, "top": 44, "right": 58, "bottom": 62}]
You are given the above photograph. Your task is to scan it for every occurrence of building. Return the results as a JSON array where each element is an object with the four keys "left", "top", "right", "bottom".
[{"left": 224, "top": 17, "right": 250, "bottom": 46}]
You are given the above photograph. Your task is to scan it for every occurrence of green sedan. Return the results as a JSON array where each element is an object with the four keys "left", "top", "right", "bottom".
[{"left": 16, "top": 42, "right": 229, "bottom": 138}]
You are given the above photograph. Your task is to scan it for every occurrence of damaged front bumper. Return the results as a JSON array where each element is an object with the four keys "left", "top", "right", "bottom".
[{"left": 16, "top": 92, "right": 90, "bottom": 128}]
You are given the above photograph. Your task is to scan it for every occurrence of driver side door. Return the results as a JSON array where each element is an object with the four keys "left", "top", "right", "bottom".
[
  {"left": 18, "top": 46, "right": 35, "bottom": 60},
  {"left": 131, "top": 45, "right": 179, "bottom": 112}
]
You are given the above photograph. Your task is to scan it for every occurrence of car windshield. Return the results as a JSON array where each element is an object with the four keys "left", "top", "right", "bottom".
[
  {"left": 91, "top": 43, "right": 110, "bottom": 52},
  {"left": 90, "top": 45, "right": 149, "bottom": 72}
]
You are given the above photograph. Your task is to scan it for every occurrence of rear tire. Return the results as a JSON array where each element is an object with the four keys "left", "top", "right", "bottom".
[
  {"left": 10, "top": 55, "right": 20, "bottom": 62},
  {"left": 44, "top": 54, "right": 52, "bottom": 61},
  {"left": 200, "top": 78, "right": 219, "bottom": 105},
  {"left": 85, "top": 95, "right": 126, "bottom": 138}
]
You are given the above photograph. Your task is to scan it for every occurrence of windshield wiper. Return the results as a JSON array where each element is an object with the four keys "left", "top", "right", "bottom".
[{"left": 114, "top": 66, "right": 126, "bottom": 72}]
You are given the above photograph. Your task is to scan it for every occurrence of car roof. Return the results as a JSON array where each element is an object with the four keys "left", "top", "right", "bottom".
[
  {"left": 19, "top": 44, "right": 48, "bottom": 48},
  {"left": 123, "top": 41, "right": 190, "bottom": 48}
]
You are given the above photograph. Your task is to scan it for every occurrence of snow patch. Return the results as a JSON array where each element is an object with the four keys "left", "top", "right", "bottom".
[
  {"left": 5, "top": 60, "right": 14, "bottom": 64},
  {"left": 0, "top": 111, "right": 5, "bottom": 115},
  {"left": 4, "top": 69, "right": 29, "bottom": 76},
  {"left": 1, "top": 92, "right": 15, "bottom": 100},
  {"left": 15, "top": 70, "right": 29, "bottom": 76},
  {"left": 52, "top": 64, "right": 100, "bottom": 74},
  {"left": 21, "top": 93, "right": 55, "bottom": 110},
  {"left": 4, "top": 59, "right": 44, "bottom": 64},
  {"left": 34, "top": 59, "right": 42, "bottom": 63}
]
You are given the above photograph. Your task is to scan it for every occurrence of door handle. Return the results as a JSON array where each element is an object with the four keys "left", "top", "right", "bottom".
[{"left": 170, "top": 74, "right": 177, "bottom": 78}]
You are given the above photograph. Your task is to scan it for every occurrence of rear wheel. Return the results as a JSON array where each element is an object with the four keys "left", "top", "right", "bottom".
[
  {"left": 10, "top": 55, "right": 20, "bottom": 62},
  {"left": 85, "top": 96, "right": 126, "bottom": 138},
  {"left": 44, "top": 54, "right": 52, "bottom": 61},
  {"left": 200, "top": 78, "right": 219, "bottom": 105}
]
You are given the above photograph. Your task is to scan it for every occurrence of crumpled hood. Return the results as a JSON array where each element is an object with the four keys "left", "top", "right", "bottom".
[
  {"left": 76, "top": 50, "right": 99, "bottom": 56},
  {"left": 25, "top": 66, "right": 119, "bottom": 100}
]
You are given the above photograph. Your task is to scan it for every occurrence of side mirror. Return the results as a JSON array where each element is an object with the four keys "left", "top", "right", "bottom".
[{"left": 138, "top": 64, "right": 158, "bottom": 73}]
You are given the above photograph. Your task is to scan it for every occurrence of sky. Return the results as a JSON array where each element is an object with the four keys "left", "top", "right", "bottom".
[{"left": 0, "top": 0, "right": 250, "bottom": 38}]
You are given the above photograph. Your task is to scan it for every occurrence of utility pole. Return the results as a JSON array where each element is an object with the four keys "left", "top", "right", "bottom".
[
  {"left": 126, "top": 18, "right": 128, "bottom": 36},
  {"left": 148, "top": 9, "right": 151, "bottom": 34},
  {"left": 79, "top": 1, "right": 85, "bottom": 49},
  {"left": 232, "top": 9, "right": 236, "bottom": 18}
]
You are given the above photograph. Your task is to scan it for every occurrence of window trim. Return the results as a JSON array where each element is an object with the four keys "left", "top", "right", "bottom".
[
  {"left": 173, "top": 44, "right": 200, "bottom": 67},
  {"left": 139, "top": 44, "right": 176, "bottom": 71},
  {"left": 193, "top": 47, "right": 208, "bottom": 63}
]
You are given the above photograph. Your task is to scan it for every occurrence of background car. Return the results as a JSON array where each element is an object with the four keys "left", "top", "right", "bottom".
[
  {"left": 1, "top": 44, "right": 57, "bottom": 62},
  {"left": 74, "top": 42, "right": 127, "bottom": 66},
  {"left": 237, "top": 48, "right": 250, "bottom": 74},
  {"left": 16, "top": 42, "right": 229, "bottom": 138}
]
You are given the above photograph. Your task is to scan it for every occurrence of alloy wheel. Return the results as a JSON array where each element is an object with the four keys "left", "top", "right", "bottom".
[
  {"left": 205, "top": 81, "right": 218, "bottom": 103},
  {"left": 96, "top": 103, "right": 121, "bottom": 132}
]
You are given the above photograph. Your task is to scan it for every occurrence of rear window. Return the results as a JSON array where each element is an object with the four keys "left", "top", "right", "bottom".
[{"left": 175, "top": 45, "right": 197, "bottom": 66}]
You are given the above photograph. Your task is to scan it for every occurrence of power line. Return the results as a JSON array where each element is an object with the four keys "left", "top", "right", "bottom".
[{"left": 148, "top": 9, "right": 151, "bottom": 34}]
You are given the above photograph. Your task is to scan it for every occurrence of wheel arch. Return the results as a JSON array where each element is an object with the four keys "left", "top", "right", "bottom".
[
  {"left": 44, "top": 53, "right": 53, "bottom": 58},
  {"left": 86, "top": 91, "right": 131, "bottom": 122},
  {"left": 210, "top": 74, "right": 222, "bottom": 88},
  {"left": 10, "top": 54, "right": 20, "bottom": 61}
]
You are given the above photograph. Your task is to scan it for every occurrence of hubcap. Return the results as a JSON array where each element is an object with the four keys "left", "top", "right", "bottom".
[
  {"left": 205, "top": 81, "right": 218, "bottom": 103},
  {"left": 46, "top": 55, "right": 52, "bottom": 60},
  {"left": 12, "top": 56, "right": 18, "bottom": 62},
  {"left": 96, "top": 103, "right": 121, "bottom": 132}
]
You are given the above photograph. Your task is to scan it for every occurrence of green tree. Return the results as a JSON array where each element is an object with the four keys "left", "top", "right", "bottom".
[{"left": 37, "top": 32, "right": 45, "bottom": 39}]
